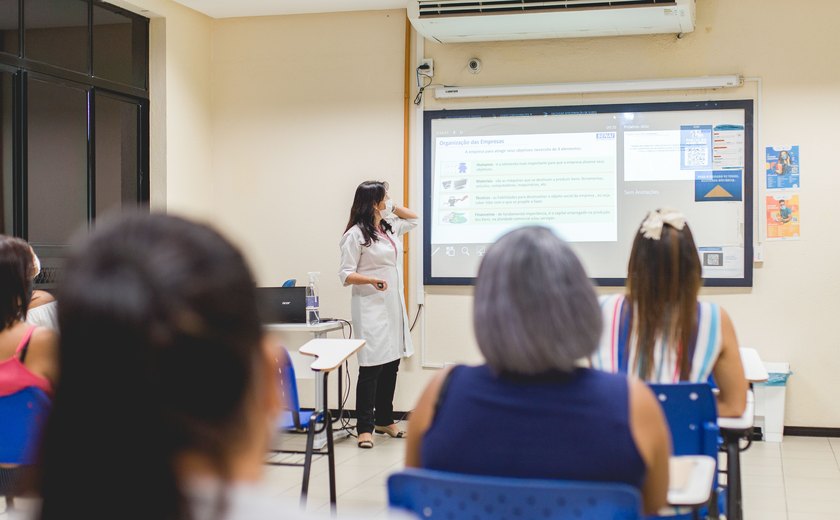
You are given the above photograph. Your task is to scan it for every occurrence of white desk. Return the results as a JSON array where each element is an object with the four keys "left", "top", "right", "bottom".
[
  {"left": 298, "top": 338, "right": 365, "bottom": 512},
  {"left": 740, "top": 347, "right": 769, "bottom": 383},
  {"left": 265, "top": 321, "right": 347, "bottom": 449},
  {"left": 667, "top": 455, "right": 716, "bottom": 507},
  {"left": 300, "top": 338, "right": 365, "bottom": 371},
  {"left": 264, "top": 321, "right": 345, "bottom": 337},
  {"left": 718, "top": 389, "right": 755, "bottom": 431}
]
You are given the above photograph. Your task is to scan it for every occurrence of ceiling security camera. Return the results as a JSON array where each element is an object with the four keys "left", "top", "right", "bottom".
[{"left": 467, "top": 58, "right": 482, "bottom": 74}]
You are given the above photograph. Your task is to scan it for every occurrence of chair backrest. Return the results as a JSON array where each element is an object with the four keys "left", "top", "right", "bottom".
[
  {"left": 0, "top": 387, "right": 51, "bottom": 464},
  {"left": 648, "top": 383, "right": 719, "bottom": 458},
  {"left": 274, "top": 346, "right": 306, "bottom": 430},
  {"left": 388, "top": 468, "right": 642, "bottom": 520}
]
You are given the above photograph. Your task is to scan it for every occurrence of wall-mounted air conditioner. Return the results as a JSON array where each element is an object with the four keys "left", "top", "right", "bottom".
[{"left": 408, "top": 0, "right": 696, "bottom": 43}]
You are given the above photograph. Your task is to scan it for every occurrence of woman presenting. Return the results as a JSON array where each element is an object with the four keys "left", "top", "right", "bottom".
[{"left": 339, "top": 181, "right": 417, "bottom": 449}]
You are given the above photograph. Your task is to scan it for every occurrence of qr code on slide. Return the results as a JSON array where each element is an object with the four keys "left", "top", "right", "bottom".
[
  {"left": 703, "top": 252, "right": 723, "bottom": 267},
  {"left": 684, "top": 146, "right": 709, "bottom": 167}
]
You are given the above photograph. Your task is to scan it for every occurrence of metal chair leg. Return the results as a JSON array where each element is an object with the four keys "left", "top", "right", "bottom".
[
  {"left": 725, "top": 432, "right": 743, "bottom": 520},
  {"left": 324, "top": 372, "right": 337, "bottom": 515},
  {"left": 707, "top": 486, "right": 721, "bottom": 520},
  {"left": 300, "top": 410, "right": 320, "bottom": 508}
]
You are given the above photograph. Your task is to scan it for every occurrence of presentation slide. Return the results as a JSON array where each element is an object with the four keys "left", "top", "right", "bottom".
[
  {"left": 434, "top": 132, "right": 617, "bottom": 243},
  {"left": 424, "top": 101, "right": 753, "bottom": 286}
]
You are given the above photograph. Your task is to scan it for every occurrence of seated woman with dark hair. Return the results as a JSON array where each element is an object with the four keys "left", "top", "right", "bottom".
[
  {"left": 0, "top": 236, "right": 58, "bottom": 397},
  {"left": 31, "top": 213, "right": 325, "bottom": 520},
  {"left": 406, "top": 226, "right": 671, "bottom": 515},
  {"left": 591, "top": 209, "right": 747, "bottom": 417}
]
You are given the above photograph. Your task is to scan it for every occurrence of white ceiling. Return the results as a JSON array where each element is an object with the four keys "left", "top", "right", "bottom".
[{"left": 170, "top": 0, "right": 408, "bottom": 19}]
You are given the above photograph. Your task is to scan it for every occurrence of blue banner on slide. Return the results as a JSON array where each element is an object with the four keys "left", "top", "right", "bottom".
[
  {"left": 695, "top": 170, "right": 743, "bottom": 202},
  {"left": 680, "top": 125, "right": 713, "bottom": 170}
]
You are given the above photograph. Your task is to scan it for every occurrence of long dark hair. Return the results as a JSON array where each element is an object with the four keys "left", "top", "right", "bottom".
[
  {"left": 626, "top": 215, "right": 702, "bottom": 381},
  {"left": 37, "top": 213, "right": 264, "bottom": 520},
  {"left": 344, "top": 180, "right": 392, "bottom": 247},
  {"left": 0, "top": 235, "right": 33, "bottom": 329}
]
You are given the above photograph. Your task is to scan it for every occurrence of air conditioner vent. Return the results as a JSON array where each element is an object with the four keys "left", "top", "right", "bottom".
[
  {"left": 417, "top": 0, "right": 675, "bottom": 18},
  {"left": 409, "top": 0, "right": 693, "bottom": 43}
]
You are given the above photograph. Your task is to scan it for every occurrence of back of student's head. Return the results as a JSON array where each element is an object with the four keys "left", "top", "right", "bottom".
[
  {"left": 626, "top": 209, "right": 701, "bottom": 379},
  {"left": 0, "top": 235, "right": 33, "bottom": 329},
  {"left": 473, "top": 226, "right": 601, "bottom": 375},
  {"left": 37, "top": 213, "right": 265, "bottom": 520}
]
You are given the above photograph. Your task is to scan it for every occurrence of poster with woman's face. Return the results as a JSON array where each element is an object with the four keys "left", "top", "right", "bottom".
[{"left": 765, "top": 146, "right": 800, "bottom": 189}]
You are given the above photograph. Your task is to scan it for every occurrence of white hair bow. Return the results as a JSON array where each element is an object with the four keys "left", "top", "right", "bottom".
[{"left": 639, "top": 208, "right": 687, "bottom": 240}]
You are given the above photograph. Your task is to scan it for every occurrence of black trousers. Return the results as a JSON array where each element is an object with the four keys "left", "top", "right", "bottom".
[{"left": 355, "top": 358, "right": 400, "bottom": 435}]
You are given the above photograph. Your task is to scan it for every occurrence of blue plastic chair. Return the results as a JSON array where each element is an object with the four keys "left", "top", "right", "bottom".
[
  {"left": 388, "top": 468, "right": 643, "bottom": 520},
  {"left": 648, "top": 383, "right": 721, "bottom": 519},
  {"left": 0, "top": 387, "right": 51, "bottom": 506},
  {"left": 648, "top": 383, "right": 718, "bottom": 460},
  {"left": 267, "top": 346, "right": 333, "bottom": 509},
  {"left": 274, "top": 346, "right": 311, "bottom": 431}
]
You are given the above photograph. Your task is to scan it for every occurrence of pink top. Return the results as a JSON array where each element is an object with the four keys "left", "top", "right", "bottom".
[{"left": 0, "top": 326, "right": 53, "bottom": 397}]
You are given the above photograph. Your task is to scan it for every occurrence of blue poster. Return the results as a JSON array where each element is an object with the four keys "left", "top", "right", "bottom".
[
  {"left": 680, "top": 125, "right": 713, "bottom": 170},
  {"left": 695, "top": 170, "right": 743, "bottom": 202},
  {"left": 765, "top": 146, "right": 800, "bottom": 189}
]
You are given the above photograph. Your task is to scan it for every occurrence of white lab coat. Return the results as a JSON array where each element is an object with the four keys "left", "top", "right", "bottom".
[
  {"left": 26, "top": 301, "right": 58, "bottom": 331},
  {"left": 338, "top": 216, "right": 417, "bottom": 367}
]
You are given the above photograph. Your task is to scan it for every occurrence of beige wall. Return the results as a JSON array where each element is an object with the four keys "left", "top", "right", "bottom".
[
  {"left": 208, "top": 10, "right": 410, "bottom": 407},
  {"left": 116, "top": 0, "right": 215, "bottom": 219},
  {"left": 132, "top": 0, "right": 840, "bottom": 426},
  {"left": 208, "top": 10, "right": 406, "bottom": 266}
]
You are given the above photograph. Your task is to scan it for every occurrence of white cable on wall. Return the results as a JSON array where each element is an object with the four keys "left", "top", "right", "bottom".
[{"left": 744, "top": 76, "right": 763, "bottom": 262}]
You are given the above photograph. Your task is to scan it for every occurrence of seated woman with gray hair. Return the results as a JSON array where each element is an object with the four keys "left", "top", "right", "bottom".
[{"left": 405, "top": 226, "right": 671, "bottom": 515}]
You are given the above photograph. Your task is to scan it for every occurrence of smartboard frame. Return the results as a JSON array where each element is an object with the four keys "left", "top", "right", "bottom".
[{"left": 423, "top": 100, "right": 754, "bottom": 287}]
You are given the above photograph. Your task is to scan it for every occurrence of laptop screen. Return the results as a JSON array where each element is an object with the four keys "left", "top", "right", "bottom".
[{"left": 255, "top": 287, "right": 307, "bottom": 324}]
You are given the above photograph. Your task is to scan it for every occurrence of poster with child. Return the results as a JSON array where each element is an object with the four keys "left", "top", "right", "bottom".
[{"left": 766, "top": 194, "right": 800, "bottom": 240}]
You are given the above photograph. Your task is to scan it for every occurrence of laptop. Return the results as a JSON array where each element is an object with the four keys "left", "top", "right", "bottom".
[{"left": 256, "top": 287, "right": 307, "bottom": 324}]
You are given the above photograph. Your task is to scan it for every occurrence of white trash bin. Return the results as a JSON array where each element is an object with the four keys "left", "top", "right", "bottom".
[{"left": 753, "top": 362, "right": 791, "bottom": 442}]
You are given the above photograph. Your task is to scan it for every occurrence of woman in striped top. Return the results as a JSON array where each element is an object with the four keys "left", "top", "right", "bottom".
[{"left": 591, "top": 209, "right": 747, "bottom": 417}]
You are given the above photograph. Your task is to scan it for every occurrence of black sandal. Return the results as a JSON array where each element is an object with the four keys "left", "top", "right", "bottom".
[{"left": 357, "top": 439, "right": 374, "bottom": 449}]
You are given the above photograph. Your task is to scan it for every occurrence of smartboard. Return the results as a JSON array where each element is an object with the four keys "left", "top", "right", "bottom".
[{"left": 424, "top": 100, "right": 753, "bottom": 287}]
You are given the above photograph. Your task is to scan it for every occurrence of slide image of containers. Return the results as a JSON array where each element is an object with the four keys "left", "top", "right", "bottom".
[{"left": 441, "top": 178, "right": 468, "bottom": 191}]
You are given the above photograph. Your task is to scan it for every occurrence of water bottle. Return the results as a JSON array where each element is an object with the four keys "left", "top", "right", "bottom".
[{"left": 305, "top": 272, "right": 320, "bottom": 325}]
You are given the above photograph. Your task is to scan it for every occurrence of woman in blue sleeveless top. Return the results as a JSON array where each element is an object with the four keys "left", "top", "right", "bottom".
[{"left": 406, "top": 226, "right": 671, "bottom": 515}]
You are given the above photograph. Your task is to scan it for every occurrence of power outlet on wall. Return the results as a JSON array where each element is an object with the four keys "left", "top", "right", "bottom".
[
  {"left": 418, "top": 58, "right": 434, "bottom": 79},
  {"left": 754, "top": 244, "right": 764, "bottom": 263}
]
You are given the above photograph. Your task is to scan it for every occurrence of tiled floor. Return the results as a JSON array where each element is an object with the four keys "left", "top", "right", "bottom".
[
  {"left": 266, "top": 425, "right": 840, "bottom": 519},
  {"left": 3, "top": 425, "right": 839, "bottom": 518},
  {"left": 742, "top": 436, "right": 840, "bottom": 519},
  {"left": 263, "top": 425, "right": 408, "bottom": 518}
]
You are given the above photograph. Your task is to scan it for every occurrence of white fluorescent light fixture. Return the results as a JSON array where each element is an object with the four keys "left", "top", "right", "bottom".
[{"left": 434, "top": 75, "right": 743, "bottom": 99}]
